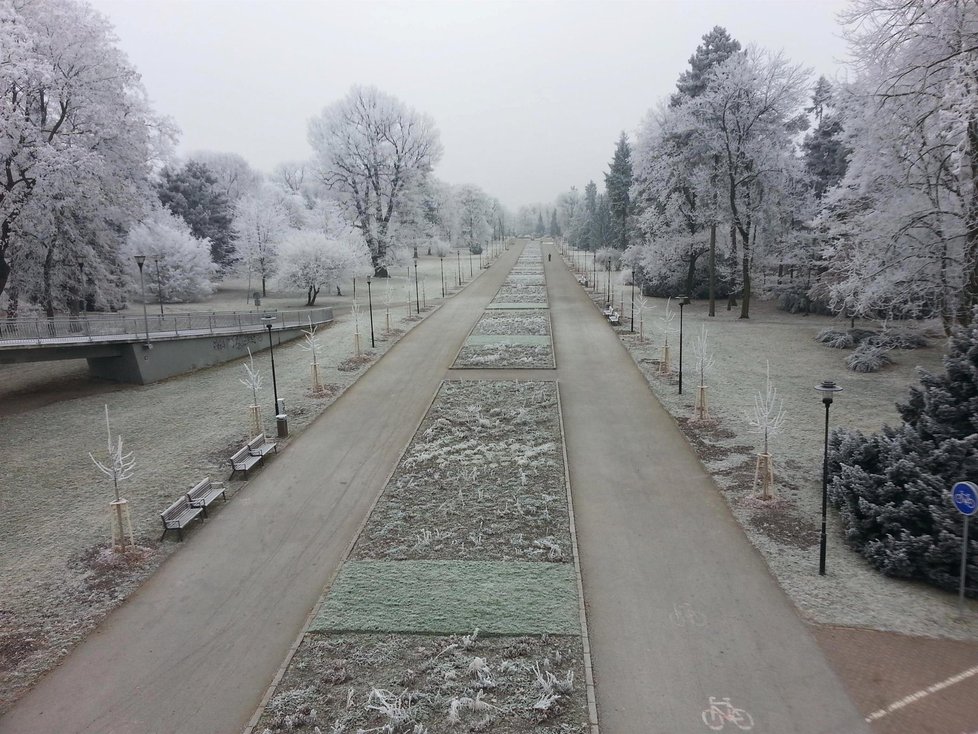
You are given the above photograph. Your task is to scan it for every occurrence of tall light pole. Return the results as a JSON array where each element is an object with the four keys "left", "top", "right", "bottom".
[
  {"left": 153, "top": 256, "right": 164, "bottom": 316},
  {"left": 366, "top": 276, "right": 376, "bottom": 348},
  {"left": 469, "top": 250, "right": 473, "bottom": 278},
  {"left": 413, "top": 255, "right": 420, "bottom": 313},
  {"left": 814, "top": 380, "right": 843, "bottom": 575},
  {"left": 262, "top": 315, "right": 280, "bottom": 421},
  {"left": 440, "top": 256, "right": 445, "bottom": 297},
  {"left": 134, "top": 255, "right": 150, "bottom": 345},
  {"left": 77, "top": 260, "right": 86, "bottom": 315},
  {"left": 630, "top": 267, "right": 636, "bottom": 333},
  {"left": 456, "top": 250, "right": 462, "bottom": 286},
  {"left": 677, "top": 296, "right": 690, "bottom": 394}
]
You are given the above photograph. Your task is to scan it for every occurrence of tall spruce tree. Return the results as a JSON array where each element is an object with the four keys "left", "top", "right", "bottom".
[
  {"left": 157, "top": 161, "right": 236, "bottom": 268},
  {"left": 549, "top": 210, "right": 560, "bottom": 238},
  {"left": 670, "top": 26, "right": 742, "bottom": 107},
  {"left": 605, "top": 133, "right": 632, "bottom": 251},
  {"left": 828, "top": 313, "right": 978, "bottom": 593},
  {"left": 535, "top": 211, "right": 546, "bottom": 237},
  {"left": 802, "top": 77, "right": 849, "bottom": 199}
]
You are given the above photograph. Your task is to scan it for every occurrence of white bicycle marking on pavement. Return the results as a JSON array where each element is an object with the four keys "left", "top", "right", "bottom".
[{"left": 701, "top": 697, "right": 754, "bottom": 730}]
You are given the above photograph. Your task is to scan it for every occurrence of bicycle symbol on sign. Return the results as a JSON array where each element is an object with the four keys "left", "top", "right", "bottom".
[
  {"left": 701, "top": 697, "right": 754, "bottom": 731},
  {"left": 671, "top": 602, "right": 707, "bottom": 627}
]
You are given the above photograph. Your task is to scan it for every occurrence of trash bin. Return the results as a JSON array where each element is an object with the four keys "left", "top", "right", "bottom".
[{"left": 276, "top": 414, "right": 289, "bottom": 438}]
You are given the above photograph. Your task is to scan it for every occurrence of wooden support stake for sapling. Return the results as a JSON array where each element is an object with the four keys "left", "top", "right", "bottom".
[
  {"left": 692, "top": 325, "right": 716, "bottom": 422},
  {"left": 659, "top": 297, "right": 677, "bottom": 374},
  {"left": 89, "top": 405, "right": 136, "bottom": 552},
  {"left": 239, "top": 348, "right": 263, "bottom": 434},
  {"left": 746, "top": 361, "right": 786, "bottom": 500},
  {"left": 352, "top": 299, "right": 362, "bottom": 356},
  {"left": 404, "top": 278, "right": 411, "bottom": 318},
  {"left": 384, "top": 279, "right": 392, "bottom": 333},
  {"left": 299, "top": 318, "right": 323, "bottom": 393}
]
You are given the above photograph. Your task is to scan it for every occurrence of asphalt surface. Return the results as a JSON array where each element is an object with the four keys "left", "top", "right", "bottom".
[
  {"left": 543, "top": 242, "right": 869, "bottom": 734},
  {"left": 0, "top": 240, "right": 871, "bottom": 734}
]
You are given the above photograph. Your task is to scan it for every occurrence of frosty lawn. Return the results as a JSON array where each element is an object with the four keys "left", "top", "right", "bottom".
[
  {"left": 486, "top": 303, "right": 549, "bottom": 310},
  {"left": 464, "top": 335, "right": 551, "bottom": 345},
  {"left": 310, "top": 560, "right": 579, "bottom": 635}
]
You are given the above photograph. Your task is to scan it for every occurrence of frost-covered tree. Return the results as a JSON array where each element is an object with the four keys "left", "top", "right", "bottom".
[
  {"left": 455, "top": 184, "right": 493, "bottom": 252},
  {"left": 276, "top": 230, "right": 371, "bottom": 305},
  {"left": 828, "top": 311, "right": 978, "bottom": 593},
  {"left": 187, "top": 151, "right": 262, "bottom": 203},
  {"left": 123, "top": 206, "right": 217, "bottom": 303},
  {"left": 309, "top": 85, "right": 443, "bottom": 277},
  {"left": 0, "top": 0, "right": 167, "bottom": 313},
  {"left": 233, "top": 185, "right": 290, "bottom": 297},
  {"left": 802, "top": 77, "right": 849, "bottom": 200},
  {"left": 817, "top": 0, "right": 978, "bottom": 331},
  {"left": 605, "top": 132, "right": 633, "bottom": 251},
  {"left": 157, "top": 161, "right": 236, "bottom": 269},
  {"left": 670, "top": 25, "right": 743, "bottom": 106}
]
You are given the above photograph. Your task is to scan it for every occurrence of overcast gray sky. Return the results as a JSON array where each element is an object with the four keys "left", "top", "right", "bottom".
[{"left": 88, "top": 0, "right": 852, "bottom": 210}]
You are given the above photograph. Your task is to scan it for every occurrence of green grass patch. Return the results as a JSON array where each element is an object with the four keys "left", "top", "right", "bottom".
[{"left": 310, "top": 560, "right": 579, "bottom": 635}]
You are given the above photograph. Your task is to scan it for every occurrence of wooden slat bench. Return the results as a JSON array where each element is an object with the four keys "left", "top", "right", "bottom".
[
  {"left": 608, "top": 311, "right": 621, "bottom": 326},
  {"left": 187, "top": 477, "right": 227, "bottom": 517},
  {"left": 229, "top": 445, "right": 261, "bottom": 478},
  {"left": 160, "top": 495, "right": 203, "bottom": 541},
  {"left": 247, "top": 433, "right": 277, "bottom": 460}
]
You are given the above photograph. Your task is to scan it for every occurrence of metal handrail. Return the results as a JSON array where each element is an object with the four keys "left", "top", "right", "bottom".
[{"left": 0, "top": 308, "right": 333, "bottom": 346}]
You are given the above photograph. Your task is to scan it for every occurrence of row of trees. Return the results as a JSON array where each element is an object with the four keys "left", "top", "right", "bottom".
[
  {"left": 1, "top": 1, "right": 511, "bottom": 317},
  {"left": 556, "top": 1, "right": 978, "bottom": 331}
]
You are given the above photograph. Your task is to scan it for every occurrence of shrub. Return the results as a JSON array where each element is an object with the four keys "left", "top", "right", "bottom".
[
  {"left": 827, "top": 312, "right": 978, "bottom": 595},
  {"left": 845, "top": 342, "right": 893, "bottom": 372},
  {"left": 776, "top": 286, "right": 833, "bottom": 315},
  {"left": 815, "top": 329, "right": 854, "bottom": 349}
]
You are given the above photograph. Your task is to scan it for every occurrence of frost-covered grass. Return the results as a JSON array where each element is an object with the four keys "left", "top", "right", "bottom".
[
  {"left": 254, "top": 632, "right": 589, "bottom": 734},
  {"left": 311, "top": 561, "right": 579, "bottom": 635},
  {"left": 471, "top": 311, "right": 550, "bottom": 336},
  {"left": 491, "top": 291, "right": 548, "bottom": 304},
  {"left": 588, "top": 276, "right": 978, "bottom": 639},
  {"left": 454, "top": 342, "right": 555, "bottom": 369},
  {"left": 352, "top": 380, "right": 569, "bottom": 561}
]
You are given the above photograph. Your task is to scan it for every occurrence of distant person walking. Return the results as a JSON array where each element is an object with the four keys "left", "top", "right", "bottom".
[{"left": 548, "top": 253, "right": 552, "bottom": 261}]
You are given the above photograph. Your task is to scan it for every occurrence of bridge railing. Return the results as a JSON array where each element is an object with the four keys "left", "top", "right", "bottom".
[{"left": 0, "top": 308, "right": 333, "bottom": 345}]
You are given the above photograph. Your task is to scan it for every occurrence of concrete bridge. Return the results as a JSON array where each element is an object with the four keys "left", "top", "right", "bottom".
[{"left": 0, "top": 308, "right": 333, "bottom": 384}]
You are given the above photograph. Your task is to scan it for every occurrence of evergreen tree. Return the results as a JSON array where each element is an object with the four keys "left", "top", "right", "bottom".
[
  {"left": 802, "top": 77, "right": 849, "bottom": 199},
  {"left": 157, "top": 161, "right": 236, "bottom": 268},
  {"left": 670, "top": 26, "right": 742, "bottom": 107},
  {"left": 605, "top": 132, "right": 632, "bottom": 250},
  {"left": 828, "top": 312, "right": 978, "bottom": 594},
  {"left": 535, "top": 211, "right": 546, "bottom": 237},
  {"left": 584, "top": 180, "right": 598, "bottom": 250},
  {"left": 549, "top": 210, "right": 560, "bottom": 238}
]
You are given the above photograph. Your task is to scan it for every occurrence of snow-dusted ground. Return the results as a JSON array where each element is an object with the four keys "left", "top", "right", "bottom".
[
  {"left": 0, "top": 248, "right": 502, "bottom": 713},
  {"left": 570, "top": 261, "right": 978, "bottom": 641}
]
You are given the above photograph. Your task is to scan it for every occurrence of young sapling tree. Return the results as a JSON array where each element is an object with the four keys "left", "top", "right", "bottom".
[
  {"left": 352, "top": 298, "right": 362, "bottom": 356},
  {"left": 239, "top": 348, "right": 263, "bottom": 434},
  {"left": 746, "top": 361, "right": 787, "bottom": 499},
  {"left": 384, "top": 279, "right": 393, "bottom": 333},
  {"left": 692, "top": 325, "right": 716, "bottom": 421},
  {"left": 300, "top": 317, "right": 323, "bottom": 393},
  {"left": 658, "top": 297, "right": 678, "bottom": 374},
  {"left": 89, "top": 405, "right": 136, "bottom": 552}
]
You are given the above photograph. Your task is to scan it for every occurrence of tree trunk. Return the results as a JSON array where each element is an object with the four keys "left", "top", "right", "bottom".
[
  {"left": 961, "top": 117, "right": 978, "bottom": 327},
  {"left": 685, "top": 249, "right": 700, "bottom": 299},
  {"left": 43, "top": 243, "right": 56, "bottom": 318},
  {"left": 739, "top": 251, "right": 751, "bottom": 319},
  {"left": 0, "top": 245, "right": 10, "bottom": 301},
  {"left": 307, "top": 285, "right": 320, "bottom": 306},
  {"left": 262, "top": 276, "right": 267, "bottom": 297},
  {"left": 727, "top": 224, "right": 738, "bottom": 310},
  {"left": 708, "top": 223, "right": 716, "bottom": 317}
]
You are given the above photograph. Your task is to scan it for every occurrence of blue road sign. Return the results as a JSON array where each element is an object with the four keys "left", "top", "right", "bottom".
[{"left": 952, "top": 481, "right": 978, "bottom": 516}]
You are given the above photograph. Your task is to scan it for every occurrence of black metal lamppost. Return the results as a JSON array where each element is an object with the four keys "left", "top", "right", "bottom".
[
  {"left": 133, "top": 255, "right": 150, "bottom": 345},
  {"left": 413, "top": 255, "right": 420, "bottom": 313},
  {"left": 153, "top": 256, "right": 164, "bottom": 316},
  {"left": 814, "top": 380, "right": 843, "bottom": 575},
  {"left": 440, "top": 256, "right": 445, "bottom": 297},
  {"left": 366, "top": 276, "right": 376, "bottom": 348},
  {"left": 630, "top": 267, "right": 636, "bottom": 333},
  {"left": 469, "top": 251, "right": 473, "bottom": 278},
  {"left": 77, "top": 260, "right": 86, "bottom": 315},
  {"left": 677, "top": 295, "right": 690, "bottom": 394},
  {"left": 456, "top": 250, "right": 462, "bottom": 286},
  {"left": 262, "top": 314, "right": 280, "bottom": 419}
]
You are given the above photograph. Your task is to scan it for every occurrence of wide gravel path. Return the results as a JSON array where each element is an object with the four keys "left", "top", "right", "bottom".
[
  {"left": 543, "top": 242, "right": 869, "bottom": 734},
  {"left": 0, "top": 247, "right": 520, "bottom": 734}
]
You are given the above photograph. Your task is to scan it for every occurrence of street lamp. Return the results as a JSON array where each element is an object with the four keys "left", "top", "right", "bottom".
[
  {"left": 469, "top": 250, "right": 473, "bottom": 278},
  {"left": 413, "top": 255, "right": 420, "bottom": 313},
  {"left": 133, "top": 255, "right": 150, "bottom": 345},
  {"left": 153, "top": 256, "right": 164, "bottom": 316},
  {"left": 440, "top": 256, "right": 445, "bottom": 297},
  {"left": 814, "top": 380, "right": 844, "bottom": 575},
  {"left": 366, "top": 276, "right": 376, "bottom": 348},
  {"left": 630, "top": 267, "right": 636, "bottom": 333},
  {"left": 77, "top": 260, "right": 86, "bottom": 315},
  {"left": 677, "top": 295, "right": 690, "bottom": 394},
  {"left": 456, "top": 250, "right": 462, "bottom": 286},
  {"left": 262, "top": 314, "right": 281, "bottom": 422}
]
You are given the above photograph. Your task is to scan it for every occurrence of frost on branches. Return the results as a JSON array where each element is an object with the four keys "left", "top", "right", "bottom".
[
  {"left": 277, "top": 230, "right": 371, "bottom": 306},
  {"left": 828, "top": 310, "right": 978, "bottom": 594},
  {"left": 89, "top": 405, "right": 136, "bottom": 551}
]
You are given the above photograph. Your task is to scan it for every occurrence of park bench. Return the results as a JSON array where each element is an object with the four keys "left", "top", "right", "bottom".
[
  {"left": 160, "top": 495, "right": 203, "bottom": 541},
  {"left": 608, "top": 311, "right": 621, "bottom": 326},
  {"left": 247, "top": 433, "right": 277, "bottom": 461},
  {"left": 186, "top": 477, "right": 227, "bottom": 517},
  {"left": 229, "top": 445, "right": 261, "bottom": 478}
]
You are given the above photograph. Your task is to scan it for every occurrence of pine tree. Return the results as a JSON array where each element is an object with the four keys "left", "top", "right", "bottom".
[
  {"left": 670, "top": 26, "right": 742, "bottom": 107},
  {"left": 584, "top": 180, "right": 598, "bottom": 251},
  {"left": 535, "top": 211, "right": 546, "bottom": 237},
  {"left": 157, "top": 161, "right": 236, "bottom": 268},
  {"left": 549, "top": 210, "right": 560, "bottom": 238},
  {"left": 605, "top": 132, "right": 632, "bottom": 251},
  {"left": 802, "top": 77, "right": 849, "bottom": 199},
  {"left": 828, "top": 312, "right": 978, "bottom": 593}
]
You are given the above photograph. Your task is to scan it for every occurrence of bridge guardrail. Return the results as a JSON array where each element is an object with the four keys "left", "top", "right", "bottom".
[{"left": 0, "top": 308, "right": 333, "bottom": 345}]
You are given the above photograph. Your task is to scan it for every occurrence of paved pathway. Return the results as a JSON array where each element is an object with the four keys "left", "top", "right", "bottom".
[
  {"left": 542, "top": 242, "right": 869, "bottom": 734},
  {"left": 0, "top": 248, "right": 521, "bottom": 734}
]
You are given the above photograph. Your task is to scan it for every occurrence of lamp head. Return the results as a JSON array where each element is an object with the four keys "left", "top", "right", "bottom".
[
  {"left": 814, "top": 380, "right": 843, "bottom": 405},
  {"left": 678, "top": 295, "right": 690, "bottom": 306},
  {"left": 134, "top": 255, "right": 145, "bottom": 269}
]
